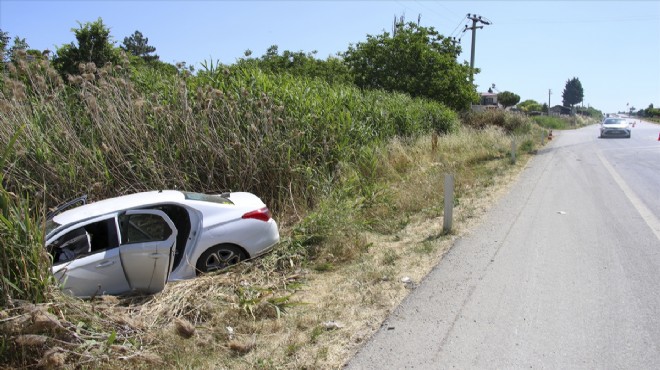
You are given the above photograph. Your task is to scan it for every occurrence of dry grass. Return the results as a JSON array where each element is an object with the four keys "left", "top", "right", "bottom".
[
  {"left": 154, "top": 128, "right": 528, "bottom": 370},
  {"left": 0, "top": 125, "right": 538, "bottom": 369}
]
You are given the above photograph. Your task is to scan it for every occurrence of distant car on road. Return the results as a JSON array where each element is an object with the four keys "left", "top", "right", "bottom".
[
  {"left": 46, "top": 190, "right": 280, "bottom": 297},
  {"left": 600, "top": 117, "right": 631, "bottom": 138}
]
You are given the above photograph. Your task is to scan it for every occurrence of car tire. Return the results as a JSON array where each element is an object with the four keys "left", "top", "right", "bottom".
[{"left": 196, "top": 244, "right": 247, "bottom": 274}]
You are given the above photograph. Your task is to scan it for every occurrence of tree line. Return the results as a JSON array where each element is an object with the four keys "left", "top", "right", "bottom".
[
  {"left": 0, "top": 17, "right": 479, "bottom": 111},
  {"left": 1, "top": 17, "right": 619, "bottom": 121}
]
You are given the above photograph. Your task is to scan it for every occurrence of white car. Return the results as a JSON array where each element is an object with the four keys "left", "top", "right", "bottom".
[
  {"left": 600, "top": 117, "right": 631, "bottom": 138},
  {"left": 45, "top": 190, "right": 279, "bottom": 297}
]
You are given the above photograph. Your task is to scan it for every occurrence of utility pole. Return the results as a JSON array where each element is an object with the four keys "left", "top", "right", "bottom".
[
  {"left": 548, "top": 89, "right": 552, "bottom": 115},
  {"left": 464, "top": 13, "right": 491, "bottom": 84}
]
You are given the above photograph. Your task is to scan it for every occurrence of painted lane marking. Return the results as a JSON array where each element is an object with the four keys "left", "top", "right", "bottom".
[{"left": 596, "top": 151, "right": 660, "bottom": 241}]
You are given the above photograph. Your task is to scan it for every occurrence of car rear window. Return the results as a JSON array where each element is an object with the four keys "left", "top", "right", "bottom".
[{"left": 183, "top": 192, "right": 233, "bottom": 205}]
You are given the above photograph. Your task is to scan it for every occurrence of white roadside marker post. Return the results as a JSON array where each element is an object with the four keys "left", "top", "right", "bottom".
[{"left": 443, "top": 174, "right": 454, "bottom": 234}]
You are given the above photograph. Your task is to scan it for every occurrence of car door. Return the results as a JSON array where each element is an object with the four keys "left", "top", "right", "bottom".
[
  {"left": 118, "top": 209, "right": 178, "bottom": 294},
  {"left": 50, "top": 215, "right": 129, "bottom": 297}
]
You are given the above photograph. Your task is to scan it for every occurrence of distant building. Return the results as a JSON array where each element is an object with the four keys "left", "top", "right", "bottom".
[
  {"left": 471, "top": 91, "right": 501, "bottom": 112},
  {"left": 480, "top": 92, "right": 498, "bottom": 106},
  {"left": 550, "top": 105, "right": 572, "bottom": 116}
]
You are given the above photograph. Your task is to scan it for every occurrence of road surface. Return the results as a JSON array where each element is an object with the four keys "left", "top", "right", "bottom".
[{"left": 347, "top": 120, "right": 660, "bottom": 369}]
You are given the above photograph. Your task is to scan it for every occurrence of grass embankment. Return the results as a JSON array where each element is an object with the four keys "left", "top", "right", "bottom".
[
  {"left": 532, "top": 114, "right": 592, "bottom": 130},
  {"left": 0, "top": 53, "right": 577, "bottom": 368}
]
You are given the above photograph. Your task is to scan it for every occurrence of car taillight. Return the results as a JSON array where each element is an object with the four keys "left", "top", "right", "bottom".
[{"left": 242, "top": 207, "right": 272, "bottom": 222}]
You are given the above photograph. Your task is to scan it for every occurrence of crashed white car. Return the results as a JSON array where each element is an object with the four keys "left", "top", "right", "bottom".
[{"left": 45, "top": 190, "right": 279, "bottom": 297}]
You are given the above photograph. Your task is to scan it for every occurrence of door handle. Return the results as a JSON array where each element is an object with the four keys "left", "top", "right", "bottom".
[{"left": 96, "top": 261, "right": 115, "bottom": 268}]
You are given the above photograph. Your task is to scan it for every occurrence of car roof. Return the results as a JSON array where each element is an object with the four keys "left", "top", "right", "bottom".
[{"left": 52, "top": 190, "right": 186, "bottom": 226}]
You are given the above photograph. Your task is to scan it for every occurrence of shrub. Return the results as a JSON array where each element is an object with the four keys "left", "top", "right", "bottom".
[{"left": 461, "top": 110, "right": 531, "bottom": 134}]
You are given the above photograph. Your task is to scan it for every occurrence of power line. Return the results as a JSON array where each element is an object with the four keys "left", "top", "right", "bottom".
[
  {"left": 411, "top": 0, "right": 459, "bottom": 24},
  {"left": 449, "top": 14, "right": 468, "bottom": 39}
]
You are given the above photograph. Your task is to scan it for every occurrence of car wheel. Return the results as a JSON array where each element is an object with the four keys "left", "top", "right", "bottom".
[{"left": 196, "top": 244, "right": 247, "bottom": 274}]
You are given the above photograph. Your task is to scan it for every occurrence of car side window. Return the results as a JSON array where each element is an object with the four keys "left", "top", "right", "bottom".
[
  {"left": 48, "top": 217, "right": 121, "bottom": 265},
  {"left": 119, "top": 213, "right": 172, "bottom": 244},
  {"left": 50, "top": 227, "right": 90, "bottom": 264}
]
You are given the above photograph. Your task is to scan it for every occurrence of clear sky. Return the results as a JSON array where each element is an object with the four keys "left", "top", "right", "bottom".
[{"left": 1, "top": 1, "right": 659, "bottom": 114}]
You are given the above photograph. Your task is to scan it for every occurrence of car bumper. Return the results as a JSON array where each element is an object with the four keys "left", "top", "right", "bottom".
[
  {"left": 244, "top": 219, "right": 280, "bottom": 258},
  {"left": 601, "top": 128, "right": 630, "bottom": 137}
]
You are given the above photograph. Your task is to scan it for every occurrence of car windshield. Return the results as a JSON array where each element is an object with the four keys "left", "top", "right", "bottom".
[
  {"left": 604, "top": 119, "right": 626, "bottom": 125},
  {"left": 183, "top": 192, "right": 233, "bottom": 205}
]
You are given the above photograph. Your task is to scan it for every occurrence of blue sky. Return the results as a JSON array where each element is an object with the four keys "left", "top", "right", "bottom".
[{"left": 1, "top": 1, "right": 659, "bottom": 114}]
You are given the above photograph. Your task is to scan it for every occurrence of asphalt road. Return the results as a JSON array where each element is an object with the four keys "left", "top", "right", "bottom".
[{"left": 347, "top": 120, "right": 660, "bottom": 369}]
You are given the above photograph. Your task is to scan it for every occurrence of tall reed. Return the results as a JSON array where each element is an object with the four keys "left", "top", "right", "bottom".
[
  {"left": 0, "top": 129, "right": 51, "bottom": 307},
  {"left": 0, "top": 53, "right": 457, "bottom": 216}
]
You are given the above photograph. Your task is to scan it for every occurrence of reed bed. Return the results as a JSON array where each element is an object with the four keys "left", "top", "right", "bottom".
[
  {"left": 0, "top": 52, "right": 548, "bottom": 368},
  {"left": 0, "top": 53, "right": 457, "bottom": 214}
]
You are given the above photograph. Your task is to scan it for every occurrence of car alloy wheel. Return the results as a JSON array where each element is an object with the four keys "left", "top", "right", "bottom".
[{"left": 196, "top": 244, "right": 247, "bottom": 273}]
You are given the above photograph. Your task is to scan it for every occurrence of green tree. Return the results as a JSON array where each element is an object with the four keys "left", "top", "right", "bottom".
[
  {"left": 122, "top": 30, "right": 159, "bottom": 62},
  {"left": 518, "top": 99, "right": 542, "bottom": 113},
  {"left": 643, "top": 103, "right": 660, "bottom": 118},
  {"left": 561, "top": 77, "right": 584, "bottom": 107},
  {"left": 497, "top": 91, "right": 521, "bottom": 110},
  {"left": 53, "top": 18, "right": 120, "bottom": 76},
  {"left": 577, "top": 106, "right": 603, "bottom": 119},
  {"left": 0, "top": 29, "right": 10, "bottom": 62},
  {"left": 236, "top": 45, "right": 351, "bottom": 85},
  {"left": 342, "top": 21, "right": 477, "bottom": 111},
  {"left": 8, "top": 36, "right": 29, "bottom": 63}
]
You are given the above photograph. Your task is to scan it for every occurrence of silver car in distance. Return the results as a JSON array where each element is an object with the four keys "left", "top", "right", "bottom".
[{"left": 600, "top": 117, "right": 631, "bottom": 138}]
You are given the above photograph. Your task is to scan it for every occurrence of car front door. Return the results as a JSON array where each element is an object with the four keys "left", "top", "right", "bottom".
[
  {"left": 50, "top": 216, "right": 129, "bottom": 297},
  {"left": 118, "top": 210, "right": 178, "bottom": 294}
]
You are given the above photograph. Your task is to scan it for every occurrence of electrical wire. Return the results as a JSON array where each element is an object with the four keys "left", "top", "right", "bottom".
[{"left": 450, "top": 14, "right": 468, "bottom": 39}]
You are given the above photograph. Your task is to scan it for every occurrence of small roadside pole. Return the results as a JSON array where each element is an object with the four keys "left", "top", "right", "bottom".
[
  {"left": 511, "top": 138, "right": 517, "bottom": 164},
  {"left": 443, "top": 174, "right": 454, "bottom": 234}
]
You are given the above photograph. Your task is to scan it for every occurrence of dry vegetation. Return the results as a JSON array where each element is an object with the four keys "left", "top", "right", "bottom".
[
  {"left": 1, "top": 125, "right": 539, "bottom": 369},
  {"left": 0, "top": 51, "right": 580, "bottom": 369}
]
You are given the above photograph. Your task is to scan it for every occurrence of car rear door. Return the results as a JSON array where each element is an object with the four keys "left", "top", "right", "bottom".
[{"left": 118, "top": 210, "right": 178, "bottom": 294}]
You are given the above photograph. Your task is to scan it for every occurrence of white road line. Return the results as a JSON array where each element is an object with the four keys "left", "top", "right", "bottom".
[
  {"left": 600, "top": 145, "right": 660, "bottom": 152},
  {"left": 596, "top": 151, "right": 660, "bottom": 241}
]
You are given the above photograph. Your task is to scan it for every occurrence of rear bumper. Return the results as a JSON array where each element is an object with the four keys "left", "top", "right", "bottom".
[{"left": 246, "top": 219, "right": 280, "bottom": 258}]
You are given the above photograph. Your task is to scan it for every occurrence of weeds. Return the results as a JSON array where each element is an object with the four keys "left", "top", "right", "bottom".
[
  {"left": 0, "top": 129, "right": 52, "bottom": 308},
  {"left": 0, "top": 49, "right": 550, "bottom": 369},
  {"left": 1, "top": 52, "right": 459, "bottom": 220},
  {"left": 381, "top": 249, "right": 398, "bottom": 266},
  {"left": 461, "top": 109, "right": 531, "bottom": 133},
  {"left": 533, "top": 114, "right": 595, "bottom": 129}
]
